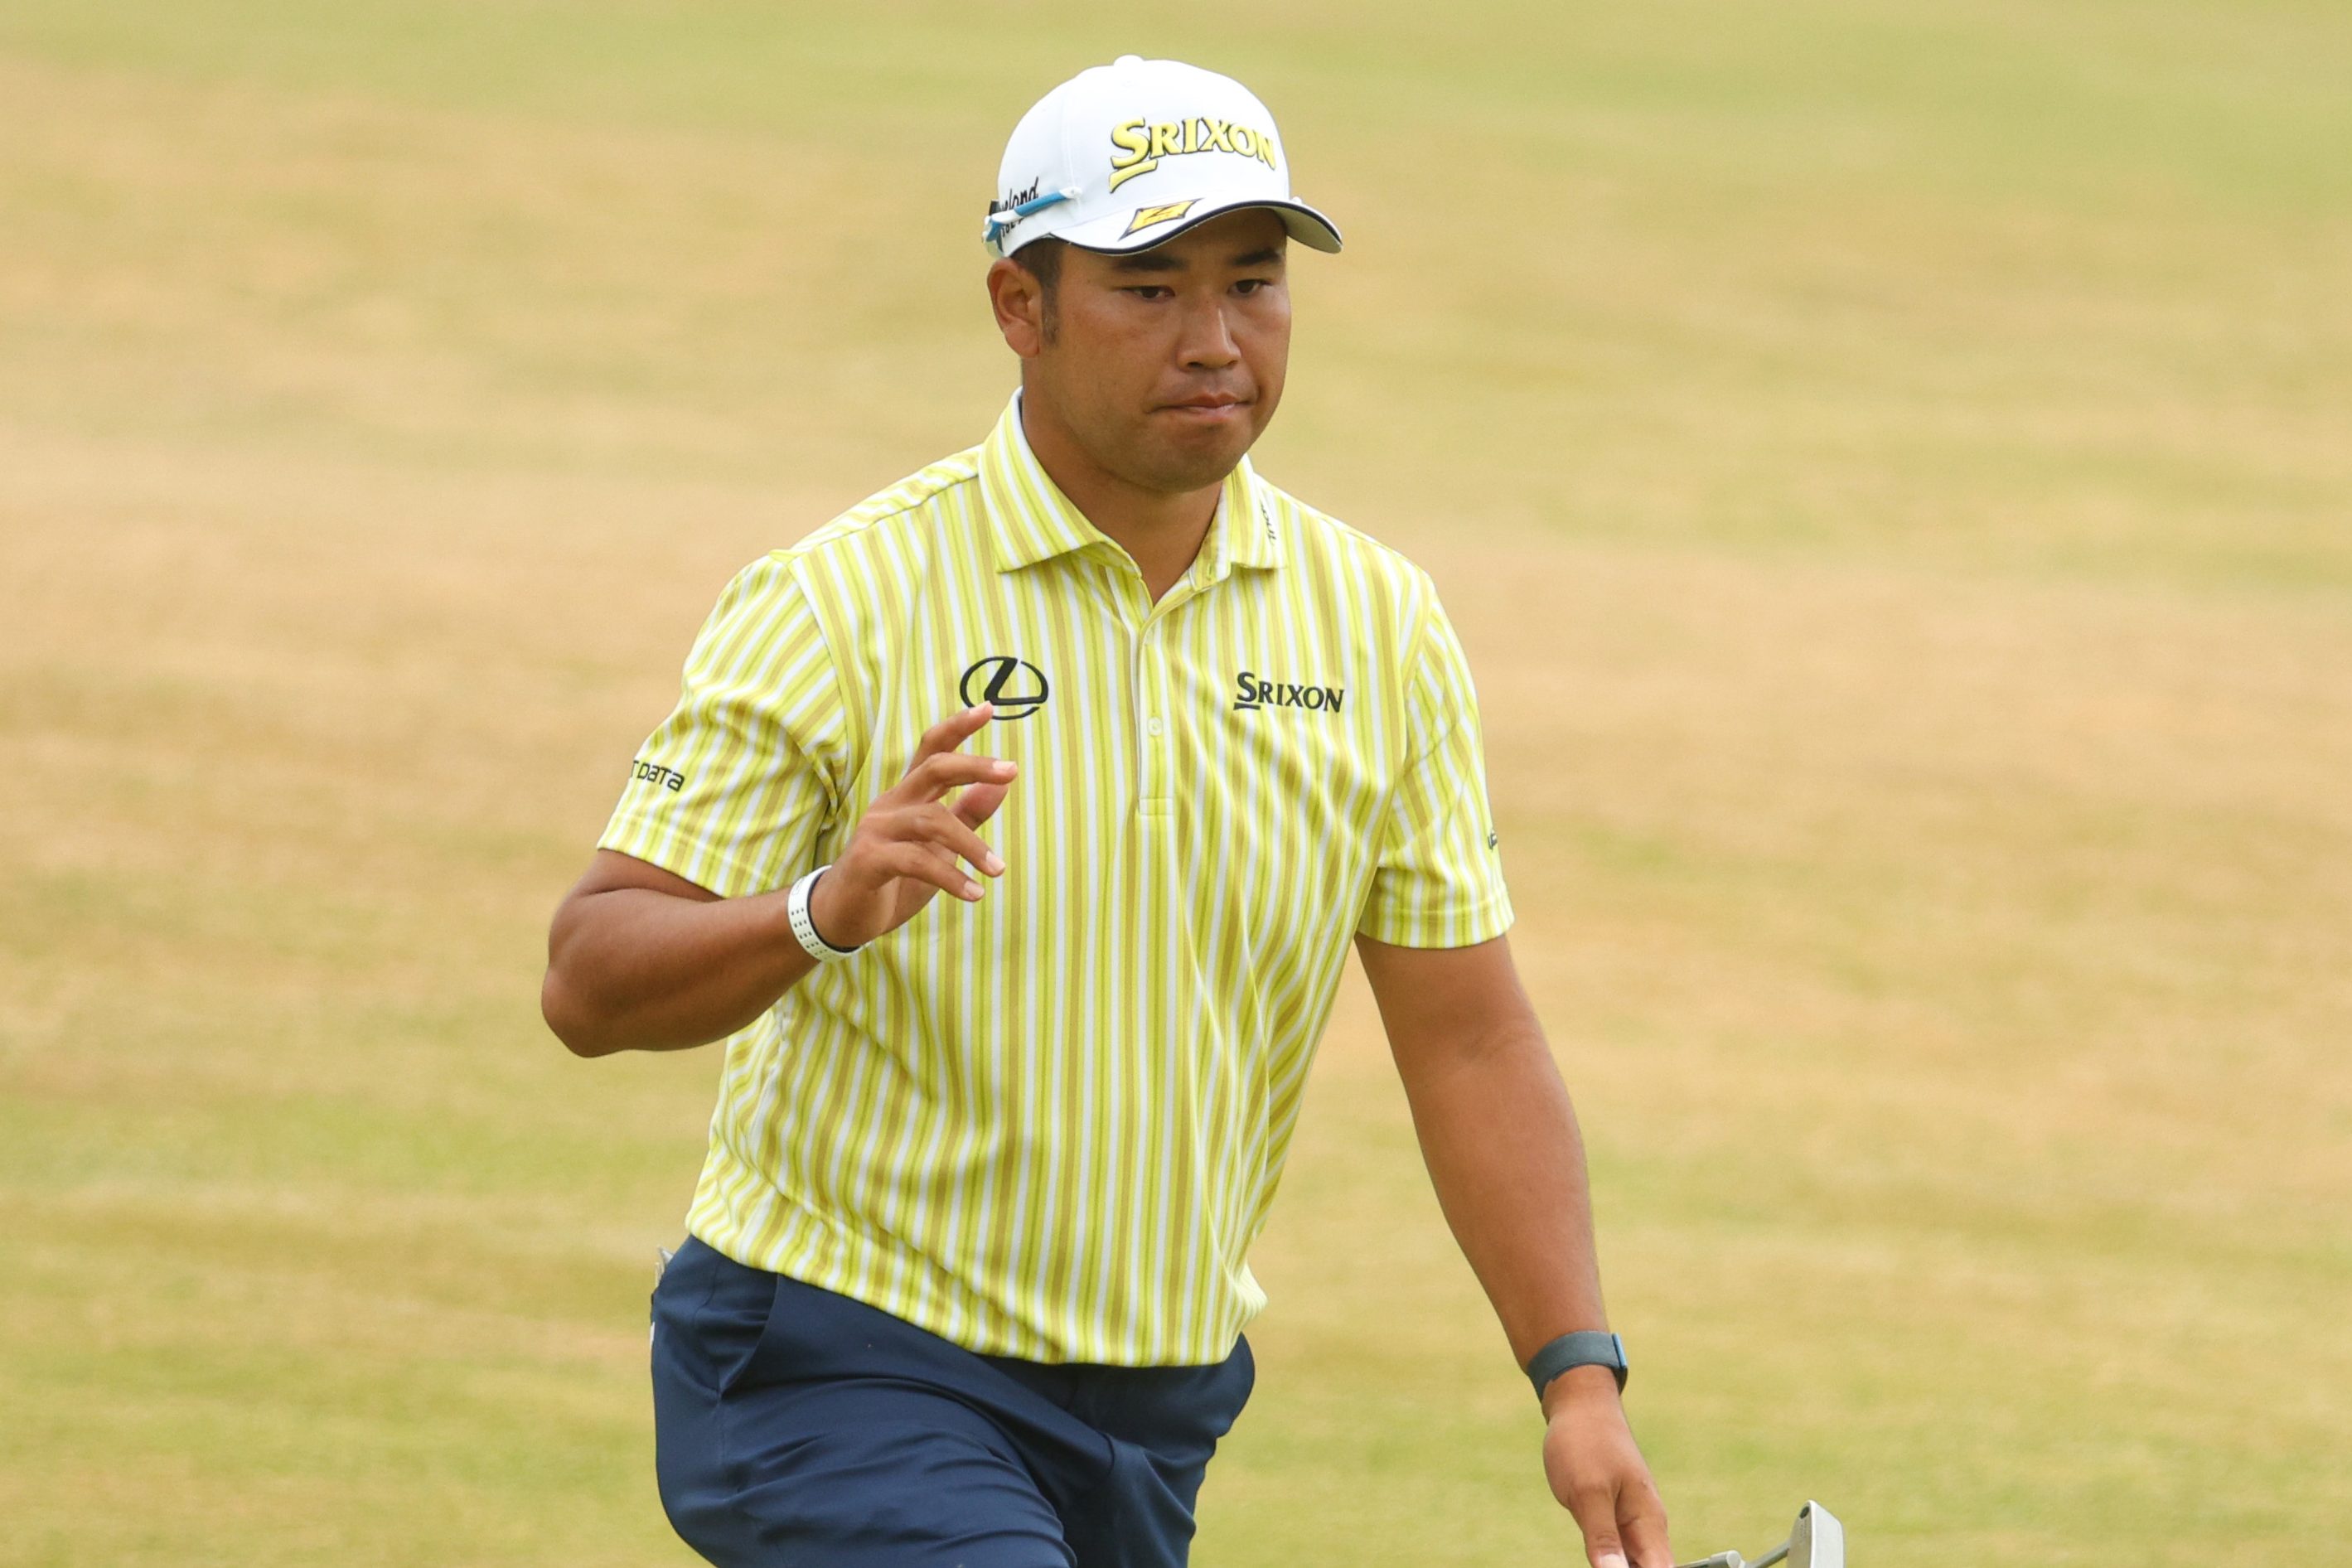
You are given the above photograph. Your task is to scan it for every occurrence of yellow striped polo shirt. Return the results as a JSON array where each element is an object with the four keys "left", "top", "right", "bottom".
[{"left": 601, "top": 389, "right": 1512, "bottom": 1365}]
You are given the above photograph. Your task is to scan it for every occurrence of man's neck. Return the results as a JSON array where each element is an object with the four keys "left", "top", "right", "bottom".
[{"left": 1018, "top": 390, "right": 1222, "bottom": 603}]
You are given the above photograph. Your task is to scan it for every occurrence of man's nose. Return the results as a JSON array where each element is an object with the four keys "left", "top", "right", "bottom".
[{"left": 1177, "top": 295, "right": 1242, "bottom": 369}]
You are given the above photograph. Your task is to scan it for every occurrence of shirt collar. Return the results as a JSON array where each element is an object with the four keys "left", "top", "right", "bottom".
[{"left": 979, "top": 390, "right": 1285, "bottom": 581}]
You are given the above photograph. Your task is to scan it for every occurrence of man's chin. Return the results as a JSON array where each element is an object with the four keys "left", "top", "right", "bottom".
[
  {"left": 1135, "top": 422, "right": 1254, "bottom": 492},
  {"left": 1135, "top": 455, "right": 1242, "bottom": 496}
]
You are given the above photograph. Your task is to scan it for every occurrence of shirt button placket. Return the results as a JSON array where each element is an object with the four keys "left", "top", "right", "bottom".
[{"left": 1137, "top": 620, "right": 1173, "bottom": 818}]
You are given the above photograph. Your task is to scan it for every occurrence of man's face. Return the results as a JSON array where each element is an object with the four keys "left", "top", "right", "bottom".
[{"left": 990, "top": 207, "right": 1292, "bottom": 495}]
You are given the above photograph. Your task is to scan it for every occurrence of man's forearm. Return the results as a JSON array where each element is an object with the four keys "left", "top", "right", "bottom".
[
  {"left": 1362, "top": 934, "right": 1671, "bottom": 1565},
  {"left": 544, "top": 883, "right": 816, "bottom": 1057},
  {"left": 1393, "top": 1018, "right": 1610, "bottom": 1372}
]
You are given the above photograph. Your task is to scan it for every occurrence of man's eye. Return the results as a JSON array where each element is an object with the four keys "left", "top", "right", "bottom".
[{"left": 1126, "top": 285, "right": 1172, "bottom": 299}]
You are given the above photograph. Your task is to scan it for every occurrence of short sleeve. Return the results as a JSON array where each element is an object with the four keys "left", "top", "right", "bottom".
[
  {"left": 598, "top": 554, "right": 853, "bottom": 899},
  {"left": 1355, "top": 588, "right": 1515, "bottom": 947}
]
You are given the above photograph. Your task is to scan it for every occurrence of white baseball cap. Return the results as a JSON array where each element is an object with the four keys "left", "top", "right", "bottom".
[{"left": 983, "top": 55, "right": 1343, "bottom": 260}]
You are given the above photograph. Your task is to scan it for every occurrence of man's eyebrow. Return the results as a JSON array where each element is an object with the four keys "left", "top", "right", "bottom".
[{"left": 1103, "top": 243, "right": 1289, "bottom": 276}]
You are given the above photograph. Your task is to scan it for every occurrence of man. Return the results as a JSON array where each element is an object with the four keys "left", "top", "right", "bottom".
[{"left": 542, "top": 53, "right": 1672, "bottom": 1568}]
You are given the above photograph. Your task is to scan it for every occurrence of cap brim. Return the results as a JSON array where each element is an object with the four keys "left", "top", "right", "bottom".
[{"left": 1050, "top": 195, "right": 1343, "bottom": 256}]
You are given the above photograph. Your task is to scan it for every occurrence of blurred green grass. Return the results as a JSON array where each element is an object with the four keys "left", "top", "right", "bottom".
[{"left": 3, "top": 2, "right": 2348, "bottom": 1564}]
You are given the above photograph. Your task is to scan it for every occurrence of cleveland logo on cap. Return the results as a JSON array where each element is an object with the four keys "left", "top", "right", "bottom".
[{"left": 1106, "top": 117, "right": 1279, "bottom": 192}]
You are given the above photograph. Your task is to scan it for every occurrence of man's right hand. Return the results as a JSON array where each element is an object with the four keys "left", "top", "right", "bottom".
[
  {"left": 806, "top": 703, "right": 1019, "bottom": 951},
  {"left": 542, "top": 704, "right": 1018, "bottom": 1057}
]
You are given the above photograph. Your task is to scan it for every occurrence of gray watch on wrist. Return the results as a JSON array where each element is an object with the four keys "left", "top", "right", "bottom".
[{"left": 1525, "top": 1330, "right": 1628, "bottom": 1402}]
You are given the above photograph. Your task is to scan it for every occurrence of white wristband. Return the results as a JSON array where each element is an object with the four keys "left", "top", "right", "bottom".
[{"left": 786, "top": 865, "right": 859, "bottom": 962}]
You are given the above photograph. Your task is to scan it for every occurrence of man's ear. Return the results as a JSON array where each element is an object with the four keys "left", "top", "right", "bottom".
[{"left": 986, "top": 258, "right": 1048, "bottom": 360}]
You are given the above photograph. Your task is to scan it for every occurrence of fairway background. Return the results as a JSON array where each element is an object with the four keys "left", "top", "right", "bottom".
[{"left": 4, "top": 2, "right": 2349, "bottom": 1563}]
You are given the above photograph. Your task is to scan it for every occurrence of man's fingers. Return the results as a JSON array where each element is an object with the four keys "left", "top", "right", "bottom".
[
  {"left": 909, "top": 802, "right": 1005, "bottom": 878},
  {"left": 1566, "top": 1483, "right": 1628, "bottom": 1568},
  {"left": 909, "top": 704, "right": 995, "bottom": 766},
  {"left": 900, "top": 749, "right": 1019, "bottom": 801},
  {"left": 1541, "top": 1396, "right": 1664, "bottom": 1568},
  {"left": 1619, "top": 1483, "right": 1672, "bottom": 1568},
  {"left": 835, "top": 709, "right": 1021, "bottom": 933},
  {"left": 951, "top": 780, "right": 1012, "bottom": 830},
  {"left": 878, "top": 840, "right": 984, "bottom": 903}
]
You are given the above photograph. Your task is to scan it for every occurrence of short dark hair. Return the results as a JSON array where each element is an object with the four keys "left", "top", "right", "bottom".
[{"left": 1013, "top": 238, "right": 1067, "bottom": 344}]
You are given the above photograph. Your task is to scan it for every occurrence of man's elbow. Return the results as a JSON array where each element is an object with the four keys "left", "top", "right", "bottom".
[{"left": 541, "top": 965, "right": 620, "bottom": 1058}]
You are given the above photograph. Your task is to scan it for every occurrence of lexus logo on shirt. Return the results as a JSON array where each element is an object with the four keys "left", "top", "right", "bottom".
[{"left": 959, "top": 656, "right": 1051, "bottom": 719}]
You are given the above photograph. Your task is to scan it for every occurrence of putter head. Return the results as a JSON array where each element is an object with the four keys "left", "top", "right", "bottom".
[
  {"left": 1677, "top": 1501, "right": 1845, "bottom": 1568},
  {"left": 1789, "top": 1501, "right": 1844, "bottom": 1568}
]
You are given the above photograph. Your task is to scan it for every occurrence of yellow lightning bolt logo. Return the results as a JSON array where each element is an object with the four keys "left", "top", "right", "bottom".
[{"left": 1122, "top": 199, "right": 1200, "bottom": 237}]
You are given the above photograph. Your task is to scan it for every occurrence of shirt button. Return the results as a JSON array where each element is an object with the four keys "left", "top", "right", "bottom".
[{"left": 1145, "top": 717, "right": 1165, "bottom": 737}]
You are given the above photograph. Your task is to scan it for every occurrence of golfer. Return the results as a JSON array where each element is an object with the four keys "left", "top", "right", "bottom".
[{"left": 542, "top": 53, "right": 1672, "bottom": 1568}]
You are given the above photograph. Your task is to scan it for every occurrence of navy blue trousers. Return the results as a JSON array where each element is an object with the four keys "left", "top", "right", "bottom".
[{"left": 651, "top": 1236, "right": 1256, "bottom": 1567}]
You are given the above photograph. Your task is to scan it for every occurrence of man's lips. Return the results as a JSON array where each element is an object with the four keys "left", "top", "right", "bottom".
[{"left": 1159, "top": 396, "right": 1250, "bottom": 417}]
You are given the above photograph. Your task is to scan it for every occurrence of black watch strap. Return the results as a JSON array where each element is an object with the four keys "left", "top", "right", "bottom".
[{"left": 1525, "top": 1330, "right": 1628, "bottom": 1401}]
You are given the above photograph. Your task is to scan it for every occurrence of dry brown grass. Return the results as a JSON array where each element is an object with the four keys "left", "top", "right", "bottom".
[{"left": 4, "top": 4, "right": 2348, "bottom": 1562}]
